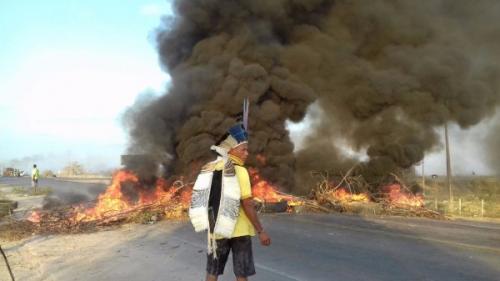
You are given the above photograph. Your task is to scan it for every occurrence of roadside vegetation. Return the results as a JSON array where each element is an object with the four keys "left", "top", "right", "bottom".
[
  {"left": 0, "top": 189, "right": 14, "bottom": 218},
  {"left": 11, "top": 186, "right": 53, "bottom": 196},
  {"left": 422, "top": 176, "right": 500, "bottom": 218}
]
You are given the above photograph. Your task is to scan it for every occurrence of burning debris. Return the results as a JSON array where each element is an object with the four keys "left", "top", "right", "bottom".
[
  {"left": 14, "top": 164, "right": 440, "bottom": 238},
  {"left": 310, "top": 170, "right": 442, "bottom": 218},
  {"left": 13, "top": 170, "right": 193, "bottom": 237},
  {"left": 8, "top": 168, "right": 302, "bottom": 237},
  {"left": 325, "top": 188, "right": 370, "bottom": 204},
  {"left": 249, "top": 168, "right": 301, "bottom": 203},
  {"left": 382, "top": 184, "right": 423, "bottom": 208},
  {"left": 249, "top": 167, "right": 306, "bottom": 213},
  {"left": 0, "top": 167, "right": 444, "bottom": 242},
  {"left": 68, "top": 170, "right": 191, "bottom": 223}
]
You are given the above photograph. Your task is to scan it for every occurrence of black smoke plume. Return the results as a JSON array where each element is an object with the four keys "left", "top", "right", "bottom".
[{"left": 125, "top": 0, "right": 500, "bottom": 193}]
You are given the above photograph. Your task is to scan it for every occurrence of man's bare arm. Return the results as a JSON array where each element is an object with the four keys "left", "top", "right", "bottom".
[{"left": 241, "top": 198, "right": 271, "bottom": 246}]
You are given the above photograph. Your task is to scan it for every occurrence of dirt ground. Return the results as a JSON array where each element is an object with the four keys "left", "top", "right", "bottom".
[
  {"left": 0, "top": 184, "right": 45, "bottom": 220},
  {"left": 1, "top": 221, "right": 207, "bottom": 281},
  {"left": 0, "top": 179, "right": 204, "bottom": 281}
]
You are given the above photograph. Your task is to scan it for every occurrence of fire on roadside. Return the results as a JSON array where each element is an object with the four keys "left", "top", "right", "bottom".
[
  {"left": 322, "top": 184, "right": 423, "bottom": 207},
  {"left": 326, "top": 188, "right": 370, "bottom": 203},
  {"left": 383, "top": 184, "right": 424, "bottom": 207},
  {"left": 248, "top": 168, "right": 304, "bottom": 208},
  {"left": 27, "top": 167, "right": 303, "bottom": 224},
  {"left": 72, "top": 170, "right": 192, "bottom": 222},
  {"left": 26, "top": 168, "right": 425, "bottom": 225},
  {"left": 27, "top": 210, "right": 41, "bottom": 223},
  {"left": 28, "top": 170, "right": 192, "bottom": 224}
]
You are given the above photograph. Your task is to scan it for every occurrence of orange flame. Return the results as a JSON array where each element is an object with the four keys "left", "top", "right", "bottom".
[
  {"left": 327, "top": 188, "right": 370, "bottom": 203},
  {"left": 70, "top": 170, "right": 191, "bottom": 222},
  {"left": 27, "top": 210, "right": 41, "bottom": 223},
  {"left": 384, "top": 184, "right": 424, "bottom": 207},
  {"left": 29, "top": 166, "right": 305, "bottom": 224},
  {"left": 248, "top": 168, "right": 299, "bottom": 205}
]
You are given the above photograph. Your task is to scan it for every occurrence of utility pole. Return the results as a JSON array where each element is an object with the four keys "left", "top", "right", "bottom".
[
  {"left": 421, "top": 157, "right": 425, "bottom": 195},
  {"left": 444, "top": 122, "right": 453, "bottom": 210}
]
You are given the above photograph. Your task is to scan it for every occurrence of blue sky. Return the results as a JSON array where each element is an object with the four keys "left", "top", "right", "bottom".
[{"left": 0, "top": 0, "right": 173, "bottom": 172}]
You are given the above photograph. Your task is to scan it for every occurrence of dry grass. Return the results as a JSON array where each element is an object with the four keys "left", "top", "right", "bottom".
[
  {"left": 422, "top": 176, "right": 500, "bottom": 218},
  {"left": 0, "top": 220, "right": 35, "bottom": 241},
  {"left": 11, "top": 186, "right": 53, "bottom": 196}
]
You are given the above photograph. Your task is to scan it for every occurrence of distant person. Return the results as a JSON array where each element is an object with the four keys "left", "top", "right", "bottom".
[{"left": 32, "top": 164, "right": 40, "bottom": 190}]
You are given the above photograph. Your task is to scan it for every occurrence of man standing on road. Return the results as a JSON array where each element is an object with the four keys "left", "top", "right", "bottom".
[
  {"left": 31, "top": 164, "right": 40, "bottom": 192},
  {"left": 189, "top": 122, "right": 271, "bottom": 281}
]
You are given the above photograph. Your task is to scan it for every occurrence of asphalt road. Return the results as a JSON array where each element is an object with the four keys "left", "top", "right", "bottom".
[
  {"left": 178, "top": 214, "right": 500, "bottom": 281},
  {"left": 0, "top": 176, "right": 108, "bottom": 205}
]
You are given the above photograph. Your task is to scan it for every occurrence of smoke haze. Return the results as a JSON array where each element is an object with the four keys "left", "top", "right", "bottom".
[
  {"left": 125, "top": 0, "right": 500, "bottom": 192},
  {"left": 486, "top": 114, "right": 500, "bottom": 175}
]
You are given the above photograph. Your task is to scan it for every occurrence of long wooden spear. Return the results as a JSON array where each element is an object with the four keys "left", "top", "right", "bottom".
[{"left": 0, "top": 245, "right": 15, "bottom": 281}]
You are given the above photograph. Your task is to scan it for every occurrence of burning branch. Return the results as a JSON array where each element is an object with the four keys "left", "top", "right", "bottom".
[
  {"left": 389, "top": 173, "right": 413, "bottom": 194},
  {"left": 310, "top": 170, "right": 371, "bottom": 213},
  {"left": 333, "top": 164, "right": 359, "bottom": 193},
  {"left": 18, "top": 170, "right": 194, "bottom": 236},
  {"left": 309, "top": 169, "right": 445, "bottom": 219}
]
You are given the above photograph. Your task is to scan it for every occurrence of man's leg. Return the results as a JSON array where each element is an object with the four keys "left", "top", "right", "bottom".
[
  {"left": 206, "top": 238, "right": 230, "bottom": 281},
  {"left": 231, "top": 236, "right": 256, "bottom": 280}
]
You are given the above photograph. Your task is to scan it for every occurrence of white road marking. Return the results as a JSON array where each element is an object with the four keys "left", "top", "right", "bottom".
[{"left": 254, "top": 263, "right": 305, "bottom": 281}]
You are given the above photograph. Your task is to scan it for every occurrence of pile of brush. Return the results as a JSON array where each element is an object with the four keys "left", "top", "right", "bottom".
[
  {"left": 0, "top": 199, "right": 188, "bottom": 241},
  {"left": 310, "top": 170, "right": 445, "bottom": 219},
  {"left": 380, "top": 204, "right": 443, "bottom": 219},
  {"left": 310, "top": 170, "right": 372, "bottom": 213}
]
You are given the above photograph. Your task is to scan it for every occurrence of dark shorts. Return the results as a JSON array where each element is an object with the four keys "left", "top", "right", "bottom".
[{"left": 206, "top": 236, "right": 255, "bottom": 277}]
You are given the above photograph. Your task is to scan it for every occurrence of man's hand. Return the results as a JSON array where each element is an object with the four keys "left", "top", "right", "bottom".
[{"left": 258, "top": 230, "right": 271, "bottom": 246}]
